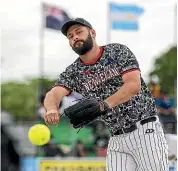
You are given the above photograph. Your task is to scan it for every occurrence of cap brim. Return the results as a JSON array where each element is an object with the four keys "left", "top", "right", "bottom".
[{"left": 61, "top": 20, "right": 90, "bottom": 36}]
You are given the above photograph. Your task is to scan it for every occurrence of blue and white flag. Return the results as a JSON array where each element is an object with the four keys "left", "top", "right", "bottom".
[{"left": 109, "top": 2, "right": 144, "bottom": 31}]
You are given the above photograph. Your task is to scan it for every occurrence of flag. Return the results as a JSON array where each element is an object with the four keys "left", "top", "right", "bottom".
[
  {"left": 109, "top": 2, "right": 144, "bottom": 31},
  {"left": 43, "top": 3, "right": 70, "bottom": 31}
]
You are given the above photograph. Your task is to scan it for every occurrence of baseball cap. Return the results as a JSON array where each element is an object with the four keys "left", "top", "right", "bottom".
[{"left": 61, "top": 18, "right": 93, "bottom": 36}]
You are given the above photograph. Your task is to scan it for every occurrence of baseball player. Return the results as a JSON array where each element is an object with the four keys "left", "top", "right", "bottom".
[{"left": 44, "top": 18, "right": 169, "bottom": 171}]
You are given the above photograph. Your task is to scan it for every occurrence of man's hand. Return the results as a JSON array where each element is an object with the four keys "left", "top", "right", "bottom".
[
  {"left": 43, "top": 86, "right": 70, "bottom": 125},
  {"left": 44, "top": 109, "right": 60, "bottom": 125}
]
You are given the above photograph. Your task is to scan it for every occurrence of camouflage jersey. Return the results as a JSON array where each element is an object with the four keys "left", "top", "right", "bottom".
[{"left": 55, "top": 43, "right": 157, "bottom": 134}]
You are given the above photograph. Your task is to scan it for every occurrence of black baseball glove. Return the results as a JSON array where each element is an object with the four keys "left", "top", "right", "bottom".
[{"left": 64, "top": 99, "right": 109, "bottom": 128}]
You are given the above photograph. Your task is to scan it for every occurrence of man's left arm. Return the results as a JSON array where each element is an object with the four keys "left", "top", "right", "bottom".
[{"left": 104, "top": 70, "right": 141, "bottom": 108}]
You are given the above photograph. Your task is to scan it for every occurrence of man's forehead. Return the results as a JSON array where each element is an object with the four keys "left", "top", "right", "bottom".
[{"left": 67, "top": 24, "right": 86, "bottom": 34}]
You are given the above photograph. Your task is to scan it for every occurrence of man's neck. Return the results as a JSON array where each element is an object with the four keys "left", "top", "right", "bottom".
[{"left": 80, "top": 45, "right": 100, "bottom": 63}]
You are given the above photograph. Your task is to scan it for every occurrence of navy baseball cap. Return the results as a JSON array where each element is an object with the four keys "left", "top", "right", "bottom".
[{"left": 61, "top": 18, "right": 93, "bottom": 36}]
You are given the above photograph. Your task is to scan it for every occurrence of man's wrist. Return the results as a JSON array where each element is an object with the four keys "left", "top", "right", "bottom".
[
  {"left": 103, "top": 100, "right": 112, "bottom": 108},
  {"left": 45, "top": 107, "right": 58, "bottom": 112},
  {"left": 99, "top": 101, "right": 110, "bottom": 112}
]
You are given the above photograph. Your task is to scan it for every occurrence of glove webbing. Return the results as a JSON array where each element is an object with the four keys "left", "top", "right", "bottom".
[{"left": 60, "top": 113, "right": 90, "bottom": 133}]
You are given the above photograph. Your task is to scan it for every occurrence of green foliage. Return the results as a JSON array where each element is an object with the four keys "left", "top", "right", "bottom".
[
  {"left": 1, "top": 78, "right": 56, "bottom": 119},
  {"left": 149, "top": 46, "right": 177, "bottom": 97}
]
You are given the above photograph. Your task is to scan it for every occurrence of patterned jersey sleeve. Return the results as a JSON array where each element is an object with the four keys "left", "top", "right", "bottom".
[
  {"left": 54, "top": 66, "right": 75, "bottom": 95},
  {"left": 116, "top": 44, "right": 140, "bottom": 76}
]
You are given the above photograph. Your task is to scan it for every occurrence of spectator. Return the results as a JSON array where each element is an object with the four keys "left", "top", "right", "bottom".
[
  {"left": 44, "top": 139, "right": 65, "bottom": 157},
  {"left": 37, "top": 95, "right": 46, "bottom": 124},
  {"left": 148, "top": 81, "right": 161, "bottom": 99},
  {"left": 71, "top": 140, "right": 86, "bottom": 157},
  {"left": 156, "top": 90, "right": 177, "bottom": 133},
  {"left": 94, "top": 129, "right": 109, "bottom": 157},
  {"left": 1, "top": 124, "right": 20, "bottom": 171}
]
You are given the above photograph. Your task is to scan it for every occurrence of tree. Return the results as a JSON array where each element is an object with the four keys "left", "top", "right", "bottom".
[
  {"left": 1, "top": 78, "right": 56, "bottom": 120},
  {"left": 149, "top": 46, "right": 177, "bottom": 97}
]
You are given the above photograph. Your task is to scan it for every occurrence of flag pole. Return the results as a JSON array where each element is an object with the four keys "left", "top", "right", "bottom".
[
  {"left": 107, "top": 2, "right": 111, "bottom": 44},
  {"left": 38, "top": 2, "right": 45, "bottom": 99}
]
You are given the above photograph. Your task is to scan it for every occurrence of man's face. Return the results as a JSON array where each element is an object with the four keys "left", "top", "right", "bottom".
[{"left": 67, "top": 24, "right": 94, "bottom": 55}]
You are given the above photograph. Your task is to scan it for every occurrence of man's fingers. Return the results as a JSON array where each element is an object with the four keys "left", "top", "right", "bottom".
[
  {"left": 55, "top": 114, "right": 60, "bottom": 123},
  {"left": 44, "top": 116, "right": 49, "bottom": 126},
  {"left": 44, "top": 111, "right": 60, "bottom": 125},
  {"left": 46, "top": 115, "right": 52, "bottom": 125},
  {"left": 50, "top": 116, "right": 55, "bottom": 123}
]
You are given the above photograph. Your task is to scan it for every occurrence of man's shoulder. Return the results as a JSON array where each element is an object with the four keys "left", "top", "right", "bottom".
[
  {"left": 65, "top": 58, "right": 80, "bottom": 72},
  {"left": 102, "top": 43, "right": 127, "bottom": 50}
]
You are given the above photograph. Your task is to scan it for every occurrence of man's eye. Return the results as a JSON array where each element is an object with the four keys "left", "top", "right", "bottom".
[
  {"left": 68, "top": 35, "right": 73, "bottom": 39},
  {"left": 77, "top": 31, "right": 82, "bottom": 34}
]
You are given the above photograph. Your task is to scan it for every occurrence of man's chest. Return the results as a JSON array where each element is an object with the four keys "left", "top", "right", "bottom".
[{"left": 73, "top": 62, "right": 122, "bottom": 94}]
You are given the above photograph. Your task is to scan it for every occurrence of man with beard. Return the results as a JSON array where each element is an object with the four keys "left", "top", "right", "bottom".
[{"left": 43, "top": 18, "right": 168, "bottom": 171}]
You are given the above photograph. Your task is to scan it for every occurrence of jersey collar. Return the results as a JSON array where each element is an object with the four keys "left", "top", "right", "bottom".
[{"left": 80, "top": 47, "right": 103, "bottom": 65}]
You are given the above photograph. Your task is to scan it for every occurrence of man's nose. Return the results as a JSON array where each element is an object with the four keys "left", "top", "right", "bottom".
[{"left": 73, "top": 36, "right": 79, "bottom": 42}]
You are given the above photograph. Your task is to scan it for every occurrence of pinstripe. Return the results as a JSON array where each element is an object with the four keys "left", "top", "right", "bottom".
[
  {"left": 156, "top": 123, "right": 164, "bottom": 171},
  {"left": 106, "top": 152, "right": 110, "bottom": 171},
  {"left": 115, "top": 136, "right": 120, "bottom": 151},
  {"left": 116, "top": 137, "right": 122, "bottom": 171},
  {"left": 142, "top": 123, "right": 154, "bottom": 171},
  {"left": 110, "top": 137, "right": 115, "bottom": 151},
  {"left": 115, "top": 136, "right": 119, "bottom": 151},
  {"left": 124, "top": 133, "right": 140, "bottom": 170},
  {"left": 112, "top": 151, "right": 117, "bottom": 171},
  {"left": 133, "top": 166, "right": 138, "bottom": 171},
  {"left": 107, "top": 120, "right": 169, "bottom": 171},
  {"left": 116, "top": 153, "right": 119, "bottom": 171},
  {"left": 110, "top": 137, "right": 114, "bottom": 151},
  {"left": 107, "top": 139, "right": 111, "bottom": 171},
  {"left": 138, "top": 126, "right": 149, "bottom": 171},
  {"left": 133, "top": 130, "right": 144, "bottom": 170},
  {"left": 125, "top": 153, "right": 127, "bottom": 171},
  {"left": 119, "top": 133, "right": 125, "bottom": 171},
  {"left": 123, "top": 134, "right": 131, "bottom": 151},
  {"left": 161, "top": 138, "right": 168, "bottom": 171},
  {"left": 121, "top": 152, "right": 122, "bottom": 171},
  {"left": 112, "top": 137, "right": 116, "bottom": 151},
  {"left": 110, "top": 150, "right": 114, "bottom": 171},
  {"left": 158, "top": 125, "right": 168, "bottom": 171},
  {"left": 162, "top": 129, "right": 169, "bottom": 170},
  {"left": 151, "top": 122, "right": 161, "bottom": 171},
  {"left": 164, "top": 138, "right": 169, "bottom": 170},
  {"left": 123, "top": 133, "right": 138, "bottom": 165},
  {"left": 108, "top": 139, "right": 111, "bottom": 150},
  {"left": 144, "top": 123, "right": 154, "bottom": 171},
  {"left": 121, "top": 134, "right": 126, "bottom": 154},
  {"left": 159, "top": 123, "right": 167, "bottom": 171},
  {"left": 159, "top": 126, "right": 166, "bottom": 171},
  {"left": 128, "top": 132, "right": 140, "bottom": 167},
  {"left": 121, "top": 135, "right": 128, "bottom": 171}
]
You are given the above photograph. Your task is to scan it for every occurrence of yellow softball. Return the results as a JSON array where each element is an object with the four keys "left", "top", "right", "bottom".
[{"left": 28, "top": 124, "right": 51, "bottom": 146}]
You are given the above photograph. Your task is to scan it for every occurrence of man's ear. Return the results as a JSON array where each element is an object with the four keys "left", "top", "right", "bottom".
[{"left": 90, "top": 29, "right": 96, "bottom": 38}]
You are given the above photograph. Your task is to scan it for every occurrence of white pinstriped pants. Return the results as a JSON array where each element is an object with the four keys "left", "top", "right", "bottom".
[{"left": 106, "top": 118, "right": 169, "bottom": 171}]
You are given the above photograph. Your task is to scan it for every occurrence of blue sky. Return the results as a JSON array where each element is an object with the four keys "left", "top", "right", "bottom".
[{"left": 1, "top": 0, "right": 176, "bottom": 83}]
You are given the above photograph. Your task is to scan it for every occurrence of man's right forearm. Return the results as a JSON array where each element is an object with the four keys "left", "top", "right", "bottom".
[{"left": 44, "top": 90, "right": 63, "bottom": 111}]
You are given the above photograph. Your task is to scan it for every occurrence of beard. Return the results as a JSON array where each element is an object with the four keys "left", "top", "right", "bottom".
[{"left": 72, "top": 34, "right": 93, "bottom": 55}]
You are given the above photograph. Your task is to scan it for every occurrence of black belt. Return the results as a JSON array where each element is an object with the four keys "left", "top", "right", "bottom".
[{"left": 112, "top": 116, "right": 157, "bottom": 136}]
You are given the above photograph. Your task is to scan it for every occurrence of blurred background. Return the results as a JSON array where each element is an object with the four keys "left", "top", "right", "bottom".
[{"left": 1, "top": 0, "right": 177, "bottom": 170}]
